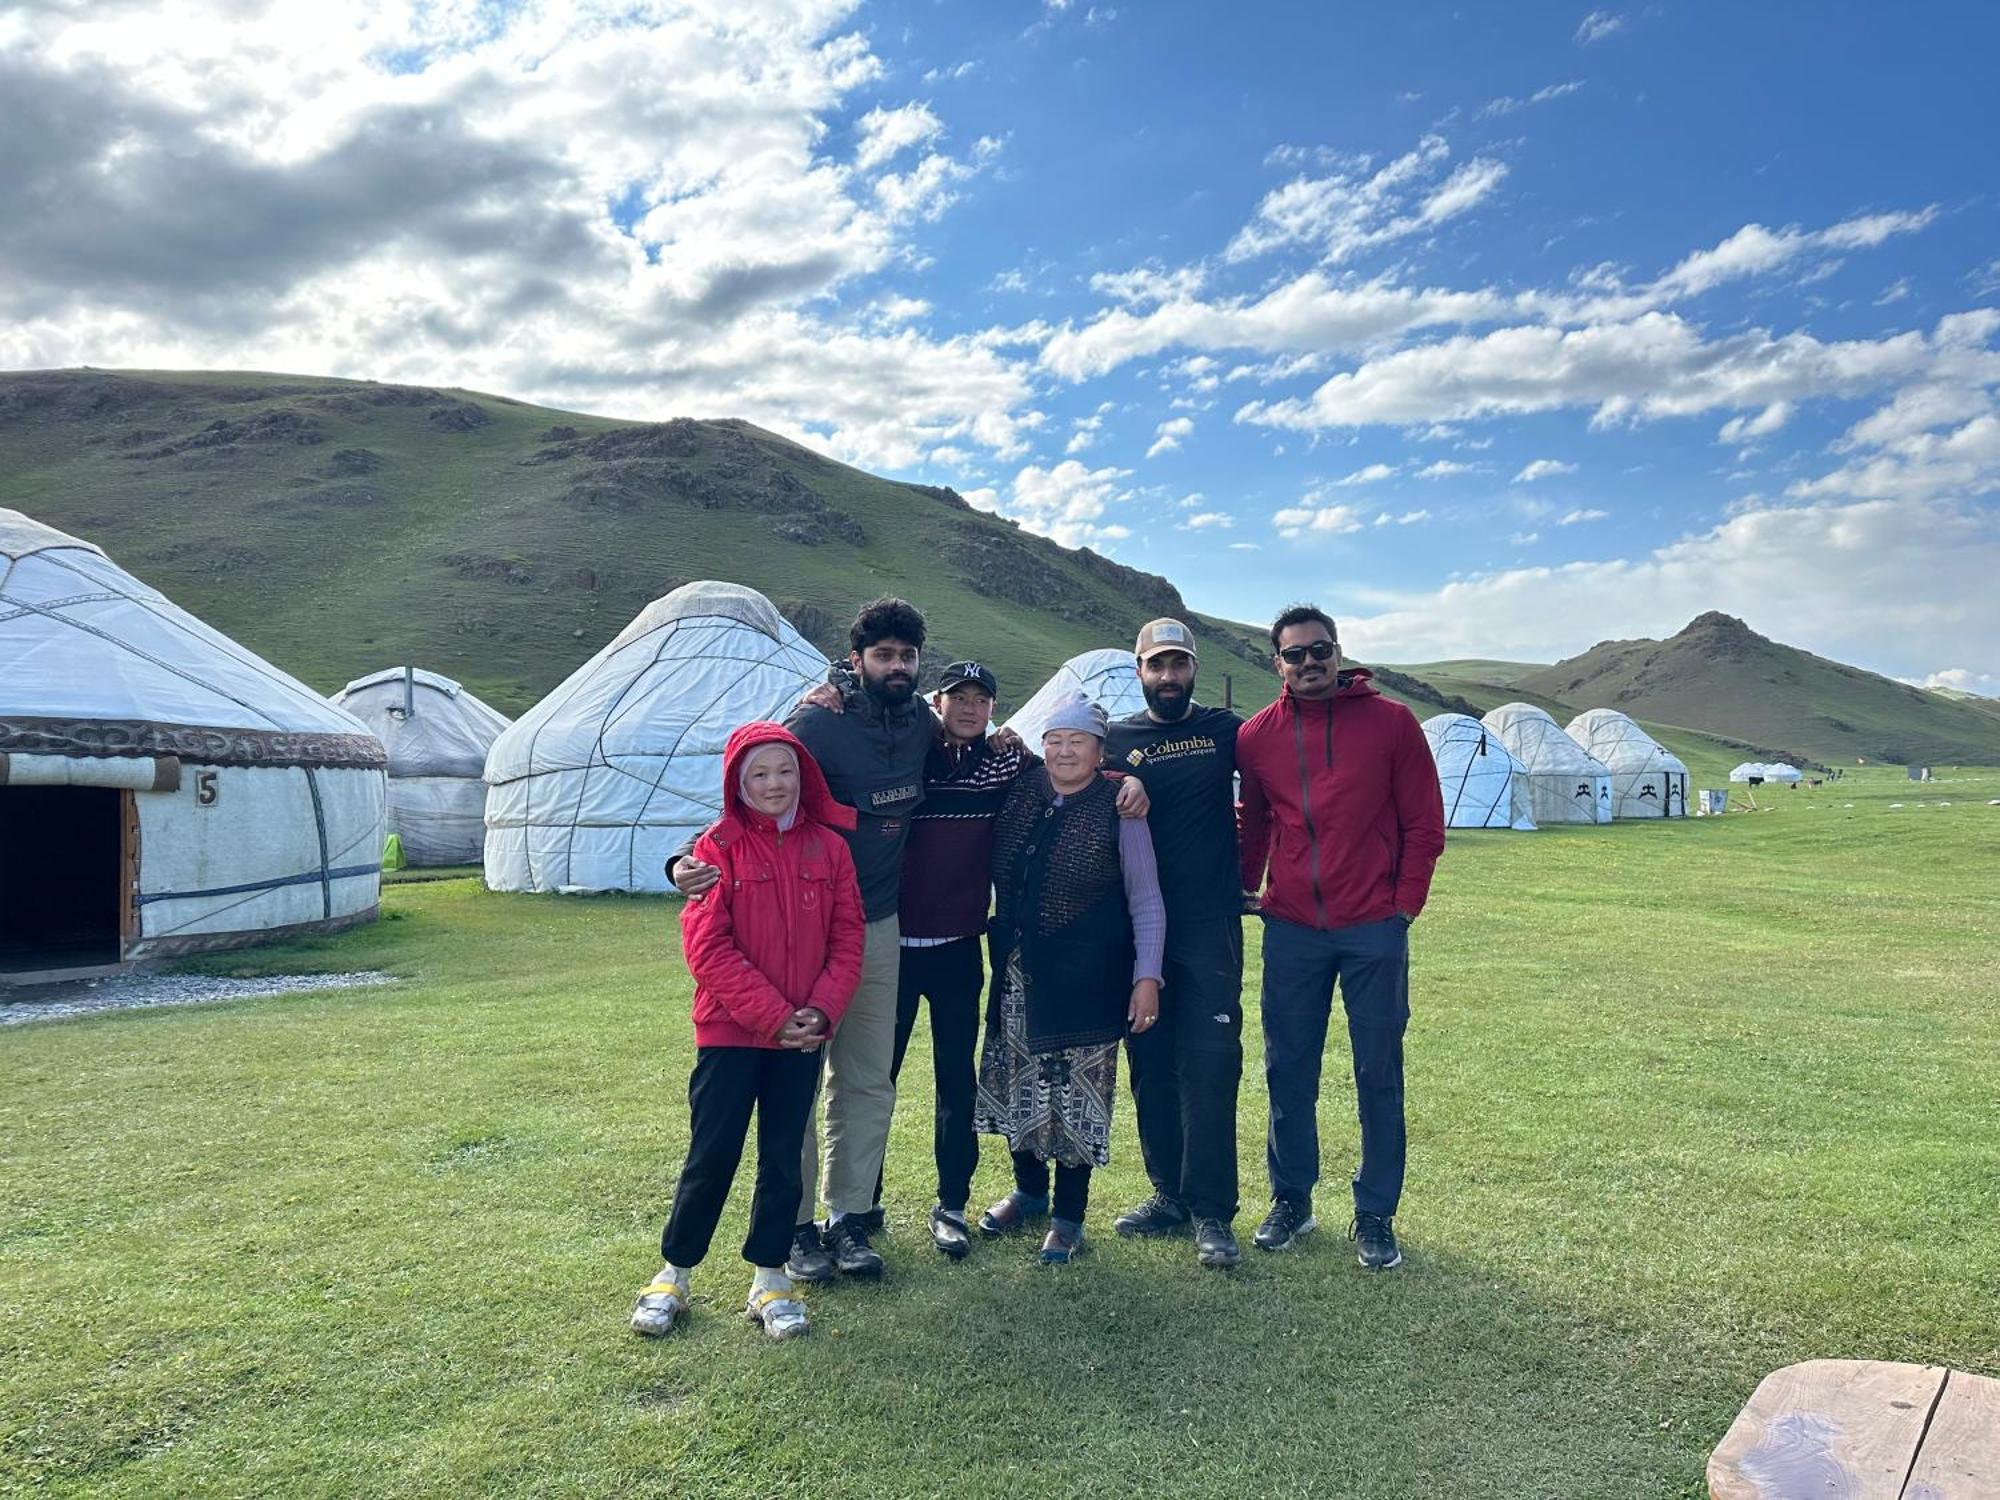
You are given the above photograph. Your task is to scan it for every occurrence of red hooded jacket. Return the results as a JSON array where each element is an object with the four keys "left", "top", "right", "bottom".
[
  {"left": 1237, "top": 669, "right": 1446, "bottom": 931},
  {"left": 681, "top": 722, "right": 866, "bottom": 1048}
]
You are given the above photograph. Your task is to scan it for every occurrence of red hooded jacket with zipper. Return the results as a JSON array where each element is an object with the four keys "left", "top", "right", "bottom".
[
  {"left": 1236, "top": 669, "right": 1446, "bottom": 931},
  {"left": 681, "top": 722, "right": 866, "bottom": 1049}
]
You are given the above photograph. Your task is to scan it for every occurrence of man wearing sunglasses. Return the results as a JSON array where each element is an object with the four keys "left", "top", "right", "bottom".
[{"left": 1236, "top": 604, "right": 1445, "bottom": 1270}]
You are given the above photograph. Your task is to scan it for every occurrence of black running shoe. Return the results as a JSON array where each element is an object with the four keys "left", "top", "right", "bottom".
[
  {"left": 785, "top": 1222, "right": 835, "bottom": 1283},
  {"left": 823, "top": 1216, "right": 886, "bottom": 1277},
  {"left": 1113, "top": 1191, "right": 1191, "bottom": 1238},
  {"left": 858, "top": 1204, "right": 886, "bottom": 1234},
  {"left": 1350, "top": 1212, "right": 1403, "bottom": 1270},
  {"left": 1193, "top": 1218, "right": 1241, "bottom": 1269},
  {"left": 1253, "top": 1197, "right": 1317, "bottom": 1252}
]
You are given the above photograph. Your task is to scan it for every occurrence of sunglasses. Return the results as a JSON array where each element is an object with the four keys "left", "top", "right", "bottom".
[{"left": 1277, "top": 640, "right": 1338, "bottom": 665}]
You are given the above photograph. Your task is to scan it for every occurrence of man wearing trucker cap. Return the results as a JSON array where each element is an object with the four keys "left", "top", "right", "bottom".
[{"left": 1103, "top": 618, "right": 1249, "bottom": 1270}]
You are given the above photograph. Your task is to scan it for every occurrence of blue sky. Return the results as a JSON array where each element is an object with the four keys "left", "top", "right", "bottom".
[{"left": 4, "top": 1, "right": 1996, "bottom": 686}]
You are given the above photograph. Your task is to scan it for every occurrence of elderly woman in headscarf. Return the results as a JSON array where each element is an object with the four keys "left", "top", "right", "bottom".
[{"left": 974, "top": 693, "right": 1164, "bottom": 1263}]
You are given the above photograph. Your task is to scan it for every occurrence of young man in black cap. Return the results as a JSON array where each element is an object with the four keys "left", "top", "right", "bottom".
[{"left": 1103, "top": 618, "right": 1248, "bottom": 1269}]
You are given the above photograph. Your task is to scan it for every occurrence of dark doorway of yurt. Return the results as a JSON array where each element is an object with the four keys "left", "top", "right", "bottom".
[{"left": 0, "top": 786, "right": 125, "bottom": 975}]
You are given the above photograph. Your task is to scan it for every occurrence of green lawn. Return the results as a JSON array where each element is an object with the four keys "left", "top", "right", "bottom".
[{"left": 6, "top": 769, "right": 1998, "bottom": 1497}]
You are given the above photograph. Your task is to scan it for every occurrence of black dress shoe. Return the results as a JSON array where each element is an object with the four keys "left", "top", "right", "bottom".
[
  {"left": 928, "top": 1205, "right": 971, "bottom": 1260},
  {"left": 1112, "top": 1191, "right": 1191, "bottom": 1238},
  {"left": 785, "top": 1222, "right": 836, "bottom": 1283},
  {"left": 1253, "top": 1197, "right": 1317, "bottom": 1252},
  {"left": 823, "top": 1216, "right": 886, "bottom": 1277},
  {"left": 1194, "top": 1218, "right": 1241, "bottom": 1268},
  {"left": 1350, "top": 1212, "right": 1403, "bottom": 1270}
]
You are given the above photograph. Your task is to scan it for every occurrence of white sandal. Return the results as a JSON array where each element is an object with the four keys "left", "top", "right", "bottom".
[
  {"left": 629, "top": 1278, "right": 688, "bottom": 1337},
  {"left": 745, "top": 1287, "right": 810, "bottom": 1340}
]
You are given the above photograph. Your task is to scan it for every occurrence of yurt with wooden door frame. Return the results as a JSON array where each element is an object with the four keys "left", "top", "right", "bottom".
[
  {"left": 333, "top": 668, "right": 511, "bottom": 865},
  {"left": 1565, "top": 708, "right": 1689, "bottom": 818},
  {"left": 1480, "top": 702, "right": 1614, "bottom": 825},
  {"left": 0, "top": 509, "right": 386, "bottom": 976},
  {"left": 482, "top": 580, "right": 829, "bottom": 894}
]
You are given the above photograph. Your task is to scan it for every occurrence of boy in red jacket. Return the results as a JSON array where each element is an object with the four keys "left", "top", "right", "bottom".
[
  {"left": 631, "top": 723, "right": 864, "bottom": 1340},
  {"left": 1236, "top": 605, "right": 1445, "bottom": 1270}
]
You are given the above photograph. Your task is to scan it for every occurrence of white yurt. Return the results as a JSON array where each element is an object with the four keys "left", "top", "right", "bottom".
[
  {"left": 1566, "top": 709, "right": 1689, "bottom": 818},
  {"left": 1481, "top": 702, "right": 1614, "bottom": 824},
  {"left": 0, "top": 509, "right": 385, "bottom": 973},
  {"left": 483, "top": 581, "right": 828, "bottom": 893},
  {"left": 1729, "top": 762, "right": 1803, "bottom": 784},
  {"left": 1421, "top": 713, "right": 1536, "bottom": 829},
  {"left": 332, "top": 668, "right": 512, "bottom": 865},
  {"left": 1003, "top": 648, "right": 1148, "bottom": 744}
]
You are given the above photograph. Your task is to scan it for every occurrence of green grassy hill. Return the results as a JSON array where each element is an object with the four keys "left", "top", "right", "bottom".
[{"left": 0, "top": 368, "right": 1474, "bottom": 724}]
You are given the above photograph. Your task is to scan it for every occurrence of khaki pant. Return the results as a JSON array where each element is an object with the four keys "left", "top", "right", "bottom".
[{"left": 799, "top": 913, "right": 901, "bottom": 1221}]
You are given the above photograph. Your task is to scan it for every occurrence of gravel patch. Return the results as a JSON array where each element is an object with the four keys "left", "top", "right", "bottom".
[{"left": 1, "top": 970, "right": 398, "bottom": 1027}]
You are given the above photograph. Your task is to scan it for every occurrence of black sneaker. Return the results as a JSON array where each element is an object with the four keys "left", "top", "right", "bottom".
[
  {"left": 1253, "top": 1197, "right": 1317, "bottom": 1251},
  {"left": 823, "top": 1216, "right": 886, "bottom": 1277},
  {"left": 785, "top": 1223, "right": 835, "bottom": 1283},
  {"left": 858, "top": 1204, "right": 886, "bottom": 1234},
  {"left": 1350, "top": 1212, "right": 1403, "bottom": 1270},
  {"left": 928, "top": 1205, "right": 971, "bottom": 1260},
  {"left": 1113, "top": 1191, "right": 1191, "bottom": 1238},
  {"left": 1193, "top": 1218, "right": 1240, "bottom": 1269}
]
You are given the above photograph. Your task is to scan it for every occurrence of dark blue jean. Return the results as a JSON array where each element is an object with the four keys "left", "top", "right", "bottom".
[{"left": 1259, "top": 913, "right": 1409, "bottom": 1218}]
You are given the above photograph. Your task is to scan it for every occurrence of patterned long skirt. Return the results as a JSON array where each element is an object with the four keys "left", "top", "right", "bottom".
[{"left": 972, "top": 951, "right": 1120, "bottom": 1169}]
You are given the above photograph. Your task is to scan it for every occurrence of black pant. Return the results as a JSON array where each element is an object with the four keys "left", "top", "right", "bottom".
[
  {"left": 877, "top": 936, "right": 984, "bottom": 1211},
  {"left": 1260, "top": 914, "right": 1409, "bottom": 1217},
  {"left": 1012, "top": 1150, "right": 1091, "bottom": 1223},
  {"left": 1125, "top": 914, "right": 1244, "bottom": 1221},
  {"left": 661, "top": 1046, "right": 820, "bottom": 1269}
]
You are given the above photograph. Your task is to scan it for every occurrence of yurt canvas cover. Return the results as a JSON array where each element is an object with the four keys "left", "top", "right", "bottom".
[
  {"left": 1003, "top": 648, "right": 1148, "bottom": 744},
  {"left": 0, "top": 509, "right": 385, "bottom": 972},
  {"left": 1566, "top": 709, "right": 1688, "bottom": 818},
  {"left": 1422, "top": 713, "right": 1536, "bottom": 829},
  {"left": 1481, "top": 702, "right": 1614, "bottom": 824},
  {"left": 334, "top": 668, "right": 511, "bottom": 865},
  {"left": 1730, "top": 761, "right": 1802, "bottom": 784},
  {"left": 483, "top": 581, "right": 828, "bottom": 893}
]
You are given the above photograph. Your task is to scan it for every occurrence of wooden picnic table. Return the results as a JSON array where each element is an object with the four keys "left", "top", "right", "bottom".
[{"left": 1709, "top": 1359, "right": 1999, "bottom": 1498}]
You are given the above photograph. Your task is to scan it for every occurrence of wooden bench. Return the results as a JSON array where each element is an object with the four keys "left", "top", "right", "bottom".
[{"left": 1709, "top": 1359, "right": 1999, "bottom": 1498}]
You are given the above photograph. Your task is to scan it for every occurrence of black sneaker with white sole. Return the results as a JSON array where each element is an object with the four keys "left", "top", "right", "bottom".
[
  {"left": 1112, "top": 1191, "right": 1191, "bottom": 1238},
  {"left": 1350, "top": 1212, "right": 1403, "bottom": 1270},
  {"left": 823, "top": 1216, "right": 886, "bottom": 1277},
  {"left": 1194, "top": 1218, "right": 1241, "bottom": 1268},
  {"left": 786, "top": 1223, "right": 836, "bottom": 1283},
  {"left": 1253, "top": 1197, "right": 1316, "bottom": 1251}
]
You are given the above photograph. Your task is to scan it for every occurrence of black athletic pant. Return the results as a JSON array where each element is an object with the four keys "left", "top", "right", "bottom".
[
  {"left": 1011, "top": 1150, "right": 1092, "bottom": 1223},
  {"left": 875, "top": 936, "right": 984, "bottom": 1212},
  {"left": 661, "top": 1046, "right": 820, "bottom": 1269},
  {"left": 1125, "top": 914, "right": 1244, "bottom": 1221}
]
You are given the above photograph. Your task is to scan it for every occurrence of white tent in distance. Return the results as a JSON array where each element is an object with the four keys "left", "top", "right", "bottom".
[
  {"left": 1566, "top": 709, "right": 1689, "bottom": 818},
  {"left": 1422, "top": 713, "right": 1536, "bottom": 829},
  {"left": 1730, "top": 762, "right": 1803, "bottom": 784},
  {"left": 1481, "top": 702, "right": 1614, "bottom": 824},
  {"left": 0, "top": 509, "right": 385, "bottom": 973},
  {"left": 483, "top": 581, "right": 828, "bottom": 893},
  {"left": 333, "top": 668, "right": 512, "bottom": 865},
  {"left": 1004, "top": 648, "right": 1148, "bottom": 745}
]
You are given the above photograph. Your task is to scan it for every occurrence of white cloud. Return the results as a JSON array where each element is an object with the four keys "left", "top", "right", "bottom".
[
  {"left": 1415, "top": 459, "right": 1475, "bottom": 479},
  {"left": 1146, "top": 415, "right": 1195, "bottom": 458},
  {"left": 1090, "top": 263, "right": 1210, "bottom": 306},
  {"left": 1575, "top": 10, "right": 1626, "bottom": 44},
  {"left": 1718, "top": 402, "right": 1793, "bottom": 442},
  {"left": 1374, "top": 509, "right": 1431, "bottom": 525},
  {"left": 1225, "top": 134, "right": 1506, "bottom": 265},
  {"left": 1876, "top": 278, "right": 1914, "bottom": 306},
  {"left": 1181, "top": 511, "right": 1234, "bottom": 529},
  {"left": 855, "top": 102, "right": 944, "bottom": 170},
  {"left": 996, "top": 459, "right": 1135, "bottom": 547},
  {"left": 1339, "top": 494, "right": 2000, "bottom": 684},
  {"left": 1558, "top": 507, "right": 1609, "bottom": 524},
  {"left": 1228, "top": 541, "right": 1263, "bottom": 550},
  {"left": 1478, "top": 80, "right": 1584, "bottom": 118},
  {"left": 1514, "top": 458, "right": 1578, "bottom": 482},
  {"left": 1508, "top": 531, "right": 1541, "bottom": 546},
  {"left": 1902, "top": 667, "right": 2000, "bottom": 697},
  {"left": 1273, "top": 500, "right": 1368, "bottom": 538},
  {"left": 1337, "top": 462, "right": 1400, "bottom": 485}
]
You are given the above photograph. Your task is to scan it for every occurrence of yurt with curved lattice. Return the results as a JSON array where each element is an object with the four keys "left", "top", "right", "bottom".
[
  {"left": 1422, "top": 713, "right": 1536, "bottom": 829},
  {"left": 332, "top": 668, "right": 512, "bottom": 865},
  {"left": 482, "top": 581, "right": 828, "bottom": 893},
  {"left": 1566, "top": 708, "right": 1688, "bottom": 818},
  {"left": 1481, "top": 701, "right": 1614, "bottom": 824},
  {"left": 0, "top": 509, "right": 385, "bottom": 973},
  {"left": 1003, "top": 648, "right": 1149, "bottom": 744}
]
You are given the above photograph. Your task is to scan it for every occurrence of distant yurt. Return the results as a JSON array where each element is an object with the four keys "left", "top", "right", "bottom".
[
  {"left": 1004, "top": 648, "right": 1148, "bottom": 744},
  {"left": 1566, "top": 709, "right": 1689, "bottom": 818},
  {"left": 483, "top": 581, "right": 828, "bottom": 893},
  {"left": 1481, "top": 702, "right": 1614, "bottom": 824},
  {"left": 0, "top": 509, "right": 385, "bottom": 974},
  {"left": 1729, "top": 762, "right": 1803, "bottom": 784},
  {"left": 333, "top": 669, "right": 512, "bottom": 865},
  {"left": 1421, "top": 714, "right": 1536, "bottom": 829}
]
